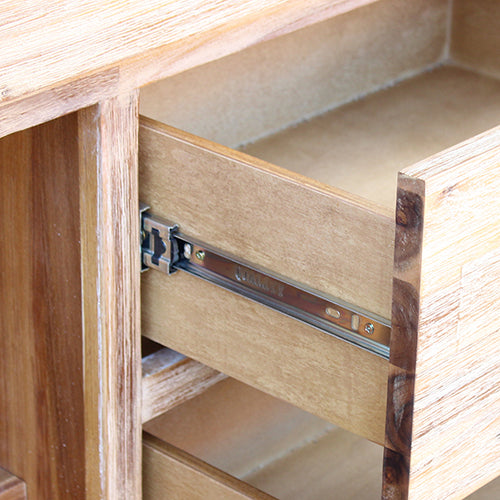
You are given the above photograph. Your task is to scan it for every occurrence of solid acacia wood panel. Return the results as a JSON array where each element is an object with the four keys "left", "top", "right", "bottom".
[
  {"left": 0, "top": 1, "right": 378, "bottom": 107},
  {"left": 141, "top": 0, "right": 447, "bottom": 149},
  {"left": 142, "top": 348, "right": 226, "bottom": 423},
  {"left": 382, "top": 126, "right": 500, "bottom": 499},
  {"left": 142, "top": 271, "right": 389, "bottom": 444},
  {"left": 0, "top": 468, "right": 26, "bottom": 500},
  {"left": 139, "top": 118, "right": 394, "bottom": 318},
  {"left": 451, "top": 0, "right": 500, "bottom": 78},
  {"left": 143, "top": 433, "right": 275, "bottom": 500},
  {"left": 78, "top": 93, "right": 141, "bottom": 499},
  {"left": 140, "top": 119, "right": 391, "bottom": 443},
  {"left": 0, "top": 116, "right": 85, "bottom": 498}
]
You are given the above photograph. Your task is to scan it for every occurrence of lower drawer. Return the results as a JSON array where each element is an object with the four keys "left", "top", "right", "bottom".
[
  {"left": 142, "top": 375, "right": 500, "bottom": 499},
  {"left": 143, "top": 377, "right": 383, "bottom": 500}
]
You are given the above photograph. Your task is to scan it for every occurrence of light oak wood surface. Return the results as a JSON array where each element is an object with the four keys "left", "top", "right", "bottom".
[
  {"left": 0, "top": 0, "right": 380, "bottom": 137},
  {"left": 383, "top": 126, "right": 500, "bottom": 498},
  {"left": 78, "top": 94, "right": 142, "bottom": 499},
  {"left": 142, "top": 348, "right": 226, "bottom": 423},
  {"left": 0, "top": 468, "right": 26, "bottom": 500},
  {"left": 143, "top": 433, "right": 274, "bottom": 500}
]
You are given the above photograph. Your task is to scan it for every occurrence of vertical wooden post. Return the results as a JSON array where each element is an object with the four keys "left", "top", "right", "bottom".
[{"left": 79, "top": 92, "right": 141, "bottom": 499}]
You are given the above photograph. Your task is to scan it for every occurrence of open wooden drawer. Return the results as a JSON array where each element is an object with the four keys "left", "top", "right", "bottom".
[
  {"left": 141, "top": 356, "right": 499, "bottom": 499},
  {"left": 139, "top": 0, "right": 500, "bottom": 497}
]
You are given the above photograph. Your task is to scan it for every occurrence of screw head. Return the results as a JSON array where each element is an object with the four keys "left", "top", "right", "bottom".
[
  {"left": 364, "top": 323, "right": 375, "bottom": 335},
  {"left": 195, "top": 250, "right": 205, "bottom": 261}
]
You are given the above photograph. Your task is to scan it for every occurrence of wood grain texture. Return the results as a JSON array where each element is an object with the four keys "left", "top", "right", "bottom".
[
  {"left": 0, "top": 68, "right": 120, "bottom": 139},
  {"left": 143, "top": 433, "right": 275, "bottom": 500},
  {"left": 142, "top": 270, "right": 389, "bottom": 445},
  {"left": 0, "top": 116, "right": 85, "bottom": 498},
  {"left": 0, "top": 0, "right": 380, "bottom": 131},
  {"left": 383, "top": 126, "right": 500, "bottom": 498},
  {"left": 451, "top": 0, "right": 500, "bottom": 78},
  {"left": 140, "top": 117, "right": 394, "bottom": 319},
  {"left": 0, "top": 468, "right": 26, "bottom": 500},
  {"left": 78, "top": 93, "right": 141, "bottom": 499},
  {"left": 141, "top": 0, "right": 447, "bottom": 149},
  {"left": 142, "top": 348, "right": 226, "bottom": 423},
  {"left": 140, "top": 119, "right": 391, "bottom": 443}
]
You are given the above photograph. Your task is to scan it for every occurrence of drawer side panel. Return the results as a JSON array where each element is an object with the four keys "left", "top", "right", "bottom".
[{"left": 139, "top": 118, "right": 392, "bottom": 443}]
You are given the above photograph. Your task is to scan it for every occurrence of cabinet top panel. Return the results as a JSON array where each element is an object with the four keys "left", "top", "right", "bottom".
[{"left": 0, "top": 0, "right": 378, "bottom": 106}]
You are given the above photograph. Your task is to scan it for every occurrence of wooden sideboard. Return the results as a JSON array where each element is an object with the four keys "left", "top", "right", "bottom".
[{"left": 1, "top": 1, "right": 499, "bottom": 498}]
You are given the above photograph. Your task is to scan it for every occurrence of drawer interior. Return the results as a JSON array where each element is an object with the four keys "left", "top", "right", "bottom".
[
  {"left": 144, "top": 375, "right": 384, "bottom": 500},
  {"left": 143, "top": 366, "right": 500, "bottom": 499},
  {"left": 138, "top": 0, "right": 500, "bottom": 446},
  {"left": 141, "top": 0, "right": 500, "bottom": 211}
]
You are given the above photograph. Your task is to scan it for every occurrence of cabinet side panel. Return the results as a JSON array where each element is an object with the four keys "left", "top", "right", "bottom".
[{"left": 0, "top": 116, "right": 85, "bottom": 498}]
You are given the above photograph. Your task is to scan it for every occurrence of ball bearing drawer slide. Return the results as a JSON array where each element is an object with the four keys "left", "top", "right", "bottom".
[{"left": 141, "top": 206, "right": 391, "bottom": 359}]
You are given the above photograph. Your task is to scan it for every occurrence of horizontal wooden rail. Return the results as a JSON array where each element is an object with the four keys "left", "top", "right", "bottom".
[
  {"left": 143, "top": 433, "right": 274, "bottom": 499},
  {"left": 142, "top": 347, "right": 226, "bottom": 423},
  {"left": 0, "top": 467, "right": 26, "bottom": 500}
]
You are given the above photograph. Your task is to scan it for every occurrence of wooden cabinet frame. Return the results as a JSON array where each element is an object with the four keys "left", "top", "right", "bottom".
[{"left": 0, "top": 1, "right": 499, "bottom": 498}]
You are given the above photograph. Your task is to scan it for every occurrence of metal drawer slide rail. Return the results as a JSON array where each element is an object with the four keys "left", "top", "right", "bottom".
[{"left": 141, "top": 206, "right": 391, "bottom": 359}]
